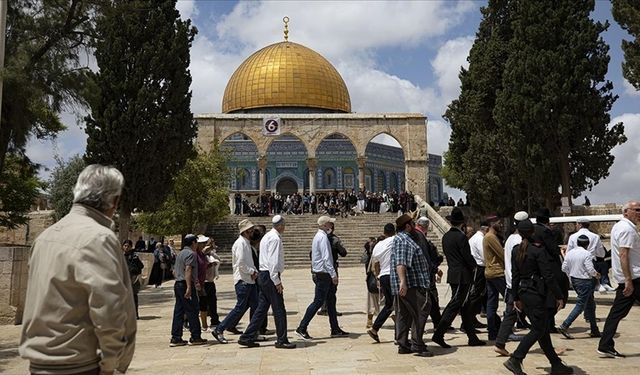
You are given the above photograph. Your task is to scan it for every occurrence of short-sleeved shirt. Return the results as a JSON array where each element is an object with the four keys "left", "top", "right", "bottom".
[
  {"left": 469, "top": 231, "right": 485, "bottom": 266},
  {"left": 611, "top": 218, "right": 640, "bottom": 283},
  {"left": 371, "top": 236, "right": 394, "bottom": 277},
  {"left": 390, "top": 231, "right": 430, "bottom": 295},
  {"left": 174, "top": 246, "right": 197, "bottom": 283}
]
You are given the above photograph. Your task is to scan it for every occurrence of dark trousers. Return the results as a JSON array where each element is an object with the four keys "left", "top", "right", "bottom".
[
  {"left": 171, "top": 281, "right": 202, "bottom": 340},
  {"left": 428, "top": 283, "right": 442, "bottom": 328},
  {"left": 395, "top": 287, "right": 430, "bottom": 352},
  {"left": 598, "top": 278, "right": 640, "bottom": 351},
  {"left": 433, "top": 283, "right": 479, "bottom": 341},
  {"left": 512, "top": 293, "right": 561, "bottom": 365},
  {"left": 203, "top": 282, "right": 220, "bottom": 325},
  {"left": 372, "top": 275, "right": 393, "bottom": 330},
  {"left": 240, "top": 271, "right": 289, "bottom": 344},
  {"left": 496, "top": 288, "right": 518, "bottom": 347},
  {"left": 469, "top": 267, "right": 486, "bottom": 316},
  {"left": 486, "top": 276, "right": 507, "bottom": 339},
  {"left": 298, "top": 272, "right": 339, "bottom": 332},
  {"left": 216, "top": 280, "right": 257, "bottom": 332}
]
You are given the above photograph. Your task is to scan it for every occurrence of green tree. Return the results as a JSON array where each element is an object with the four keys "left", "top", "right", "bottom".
[
  {"left": 1, "top": 0, "right": 96, "bottom": 173},
  {"left": 84, "top": 0, "right": 198, "bottom": 241},
  {"left": 48, "top": 155, "right": 86, "bottom": 221},
  {"left": 494, "top": 0, "right": 625, "bottom": 206},
  {"left": 612, "top": 0, "right": 640, "bottom": 90},
  {"left": 136, "top": 147, "right": 230, "bottom": 236},
  {"left": 0, "top": 155, "right": 41, "bottom": 228}
]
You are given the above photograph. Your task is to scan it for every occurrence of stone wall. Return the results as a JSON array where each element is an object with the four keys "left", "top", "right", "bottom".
[
  {"left": 0, "top": 246, "right": 30, "bottom": 325},
  {"left": 0, "top": 211, "right": 55, "bottom": 246}
]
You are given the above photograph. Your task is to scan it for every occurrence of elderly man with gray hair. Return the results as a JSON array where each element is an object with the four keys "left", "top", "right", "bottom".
[{"left": 20, "top": 165, "right": 137, "bottom": 375}]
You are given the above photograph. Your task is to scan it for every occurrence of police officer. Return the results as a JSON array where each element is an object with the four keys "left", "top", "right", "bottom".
[{"left": 504, "top": 219, "right": 573, "bottom": 375}]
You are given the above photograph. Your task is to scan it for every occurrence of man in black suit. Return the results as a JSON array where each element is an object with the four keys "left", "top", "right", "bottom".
[{"left": 432, "top": 207, "right": 486, "bottom": 348}]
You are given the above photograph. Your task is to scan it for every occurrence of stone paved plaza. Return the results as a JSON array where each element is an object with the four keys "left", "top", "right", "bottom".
[{"left": 1, "top": 266, "right": 639, "bottom": 374}]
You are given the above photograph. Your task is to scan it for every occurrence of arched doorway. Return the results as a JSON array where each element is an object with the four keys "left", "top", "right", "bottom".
[{"left": 276, "top": 178, "right": 298, "bottom": 195}]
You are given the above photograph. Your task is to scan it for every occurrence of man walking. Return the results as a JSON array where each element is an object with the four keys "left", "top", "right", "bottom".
[
  {"left": 20, "top": 165, "right": 137, "bottom": 375},
  {"left": 391, "top": 214, "right": 433, "bottom": 357},
  {"left": 238, "top": 215, "right": 295, "bottom": 349},
  {"left": 483, "top": 215, "right": 507, "bottom": 341},
  {"left": 567, "top": 218, "right": 612, "bottom": 292},
  {"left": 597, "top": 201, "right": 640, "bottom": 358},
  {"left": 212, "top": 219, "right": 258, "bottom": 344},
  {"left": 296, "top": 216, "right": 349, "bottom": 340},
  {"left": 414, "top": 216, "right": 444, "bottom": 329},
  {"left": 367, "top": 223, "right": 396, "bottom": 342},
  {"left": 432, "top": 207, "right": 486, "bottom": 348}
]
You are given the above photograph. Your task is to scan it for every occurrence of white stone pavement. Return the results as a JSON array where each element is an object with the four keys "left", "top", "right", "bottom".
[{"left": 1, "top": 266, "right": 639, "bottom": 374}]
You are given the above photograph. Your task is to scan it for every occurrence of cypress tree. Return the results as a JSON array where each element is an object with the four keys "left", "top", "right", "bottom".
[{"left": 612, "top": 0, "right": 640, "bottom": 90}]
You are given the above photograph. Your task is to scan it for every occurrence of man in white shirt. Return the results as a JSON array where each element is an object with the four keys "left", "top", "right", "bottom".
[
  {"left": 296, "top": 216, "right": 349, "bottom": 340},
  {"left": 598, "top": 201, "right": 640, "bottom": 358},
  {"left": 366, "top": 223, "right": 396, "bottom": 342},
  {"left": 558, "top": 235, "right": 600, "bottom": 339},
  {"left": 238, "top": 215, "right": 295, "bottom": 349},
  {"left": 212, "top": 219, "right": 258, "bottom": 344},
  {"left": 468, "top": 221, "right": 489, "bottom": 326},
  {"left": 566, "top": 218, "right": 612, "bottom": 292}
]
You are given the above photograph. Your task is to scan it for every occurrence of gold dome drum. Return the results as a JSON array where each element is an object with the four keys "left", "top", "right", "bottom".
[{"left": 222, "top": 41, "right": 351, "bottom": 113}]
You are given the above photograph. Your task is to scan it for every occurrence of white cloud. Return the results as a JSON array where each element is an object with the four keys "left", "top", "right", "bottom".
[
  {"left": 581, "top": 113, "right": 640, "bottom": 204},
  {"left": 176, "top": 0, "right": 198, "bottom": 20},
  {"left": 623, "top": 78, "right": 640, "bottom": 97},
  {"left": 431, "top": 35, "right": 474, "bottom": 107}
]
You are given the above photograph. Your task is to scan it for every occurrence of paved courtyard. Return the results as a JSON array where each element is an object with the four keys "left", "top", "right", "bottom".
[{"left": 1, "top": 266, "right": 639, "bottom": 374}]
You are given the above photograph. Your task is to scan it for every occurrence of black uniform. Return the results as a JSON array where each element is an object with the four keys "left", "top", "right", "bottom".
[
  {"left": 412, "top": 230, "right": 443, "bottom": 328},
  {"left": 511, "top": 239, "right": 564, "bottom": 365}
]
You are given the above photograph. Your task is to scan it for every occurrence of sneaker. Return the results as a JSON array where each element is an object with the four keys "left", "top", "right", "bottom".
[
  {"left": 169, "top": 338, "right": 188, "bottom": 347},
  {"left": 275, "top": 341, "right": 296, "bottom": 349},
  {"left": 238, "top": 338, "right": 260, "bottom": 348},
  {"left": 598, "top": 285, "right": 607, "bottom": 293},
  {"left": 367, "top": 329, "right": 380, "bottom": 343},
  {"left": 211, "top": 329, "right": 228, "bottom": 344},
  {"left": 494, "top": 346, "right": 510, "bottom": 356},
  {"left": 597, "top": 348, "right": 626, "bottom": 358},
  {"left": 295, "top": 328, "right": 312, "bottom": 340},
  {"left": 504, "top": 357, "right": 527, "bottom": 375},
  {"left": 330, "top": 329, "right": 350, "bottom": 338},
  {"left": 188, "top": 337, "right": 208, "bottom": 346},
  {"left": 603, "top": 284, "right": 616, "bottom": 292},
  {"left": 551, "top": 361, "right": 574, "bottom": 374},
  {"left": 557, "top": 326, "right": 574, "bottom": 340}
]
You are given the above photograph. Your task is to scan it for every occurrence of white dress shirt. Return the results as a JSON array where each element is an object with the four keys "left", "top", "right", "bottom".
[
  {"left": 371, "top": 236, "right": 394, "bottom": 277},
  {"left": 231, "top": 235, "right": 256, "bottom": 284},
  {"left": 562, "top": 246, "right": 598, "bottom": 279},
  {"left": 311, "top": 229, "right": 336, "bottom": 278},
  {"left": 611, "top": 218, "right": 640, "bottom": 283},
  {"left": 504, "top": 233, "right": 522, "bottom": 289},
  {"left": 469, "top": 231, "right": 485, "bottom": 266},
  {"left": 259, "top": 228, "right": 285, "bottom": 285},
  {"left": 566, "top": 228, "right": 605, "bottom": 258}
]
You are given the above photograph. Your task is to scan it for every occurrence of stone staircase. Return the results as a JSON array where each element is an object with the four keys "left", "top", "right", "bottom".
[{"left": 206, "top": 213, "right": 443, "bottom": 270}]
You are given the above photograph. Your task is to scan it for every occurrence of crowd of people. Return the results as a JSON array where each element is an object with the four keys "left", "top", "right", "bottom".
[
  {"left": 234, "top": 190, "right": 419, "bottom": 217},
  {"left": 16, "top": 163, "right": 640, "bottom": 375}
]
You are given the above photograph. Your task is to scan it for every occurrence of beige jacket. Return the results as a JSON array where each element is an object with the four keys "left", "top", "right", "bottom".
[
  {"left": 19, "top": 204, "right": 137, "bottom": 374},
  {"left": 483, "top": 232, "right": 505, "bottom": 279}
]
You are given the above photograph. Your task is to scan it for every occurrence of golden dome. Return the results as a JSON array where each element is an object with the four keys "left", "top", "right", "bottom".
[{"left": 222, "top": 41, "right": 351, "bottom": 113}]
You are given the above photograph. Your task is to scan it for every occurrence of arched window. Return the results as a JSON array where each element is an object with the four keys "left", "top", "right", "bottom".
[
  {"left": 236, "top": 168, "right": 251, "bottom": 190},
  {"left": 343, "top": 167, "right": 355, "bottom": 189},
  {"left": 324, "top": 168, "right": 336, "bottom": 189}
]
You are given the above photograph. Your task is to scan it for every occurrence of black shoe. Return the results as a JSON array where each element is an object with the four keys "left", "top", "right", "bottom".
[
  {"left": 367, "top": 329, "right": 380, "bottom": 343},
  {"left": 211, "top": 330, "right": 228, "bottom": 344},
  {"left": 188, "top": 337, "right": 208, "bottom": 346},
  {"left": 317, "top": 310, "right": 328, "bottom": 316},
  {"left": 431, "top": 335, "right": 451, "bottom": 349},
  {"left": 414, "top": 350, "right": 434, "bottom": 357},
  {"left": 551, "top": 361, "right": 574, "bottom": 374},
  {"left": 227, "top": 327, "right": 242, "bottom": 335},
  {"left": 597, "top": 348, "right": 626, "bottom": 358},
  {"left": 557, "top": 326, "right": 574, "bottom": 340},
  {"left": 336, "top": 311, "right": 343, "bottom": 316},
  {"left": 330, "top": 329, "right": 350, "bottom": 338},
  {"left": 468, "top": 339, "right": 486, "bottom": 347},
  {"left": 295, "top": 328, "right": 312, "bottom": 340},
  {"left": 504, "top": 357, "right": 527, "bottom": 375},
  {"left": 169, "top": 338, "right": 188, "bottom": 347},
  {"left": 238, "top": 339, "right": 260, "bottom": 348},
  {"left": 474, "top": 321, "right": 488, "bottom": 329},
  {"left": 459, "top": 326, "right": 481, "bottom": 334},
  {"left": 398, "top": 346, "right": 413, "bottom": 354},
  {"left": 589, "top": 331, "right": 602, "bottom": 338},
  {"left": 275, "top": 341, "right": 296, "bottom": 349},
  {"left": 516, "top": 322, "right": 531, "bottom": 330},
  {"left": 550, "top": 326, "right": 560, "bottom": 334},
  {"left": 260, "top": 329, "right": 276, "bottom": 335}
]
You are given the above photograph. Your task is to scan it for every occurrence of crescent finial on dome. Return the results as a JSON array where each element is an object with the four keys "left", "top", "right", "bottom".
[{"left": 283, "top": 16, "right": 289, "bottom": 42}]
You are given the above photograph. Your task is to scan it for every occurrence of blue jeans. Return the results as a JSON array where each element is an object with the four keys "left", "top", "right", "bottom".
[
  {"left": 562, "top": 277, "right": 597, "bottom": 330},
  {"left": 215, "top": 280, "right": 257, "bottom": 332},
  {"left": 298, "top": 272, "right": 339, "bottom": 332},
  {"left": 171, "top": 281, "right": 202, "bottom": 340},
  {"left": 486, "top": 276, "right": 506, "bottom": 340}
]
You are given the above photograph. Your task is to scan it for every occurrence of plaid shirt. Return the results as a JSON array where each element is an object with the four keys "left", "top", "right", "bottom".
[{"left": 390, "top": 231, "right": 430, "bottom": 295}]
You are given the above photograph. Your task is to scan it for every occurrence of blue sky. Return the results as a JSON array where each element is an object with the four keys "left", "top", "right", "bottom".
[{"left": 26, "top": 0, "right": 640, "bottom": 205}]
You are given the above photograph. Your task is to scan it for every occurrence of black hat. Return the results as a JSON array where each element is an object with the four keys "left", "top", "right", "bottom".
[
  {"left": 383, "top": 223, "right": 396, "bottom": 235},
  {"left": 446, "top": 207, "right": 465, "bottom": 225},
  {"left": 577, "top": 234, "right": 590, "bottom": 247},
  {"left": 517, "top": 219, "right": 534, "bottom": 233},
  {"left": 535, "top": 207, "right": 551, "bottom": 223}
]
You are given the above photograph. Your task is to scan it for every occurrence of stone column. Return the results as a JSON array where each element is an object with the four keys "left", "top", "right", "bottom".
[
  {"left": 307, "top": 158, "right": 317, "bottom": 194},
  {"left": 257, "top": 156, "right": 267, "bottom": 198},
  {"left": 404, "top": 159, "right": 428, "bottom": 202},
  {"left": 357, "top": 156, "right": 367, "bottom": 192}
]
